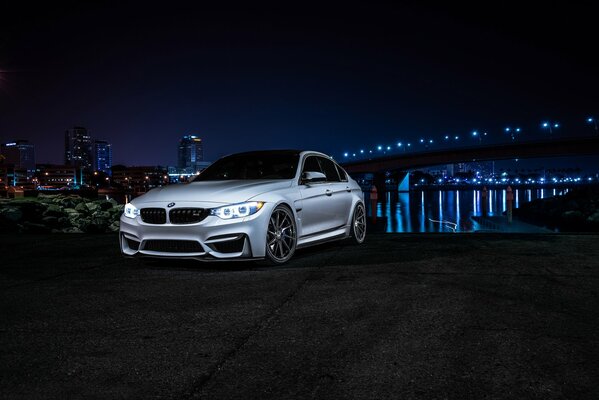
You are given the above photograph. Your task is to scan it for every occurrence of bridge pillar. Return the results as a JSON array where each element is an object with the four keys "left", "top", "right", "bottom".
[
  {"left": 398, "top": 171, "right": 410, "bottom": 192},
  {"left": 373, "top": 172, "right": 386, "bottom": 197}
]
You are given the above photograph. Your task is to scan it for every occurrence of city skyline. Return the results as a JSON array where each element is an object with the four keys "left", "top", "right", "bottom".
[{"left": 0, "top": 4, "right": 598, "bottom": 167}]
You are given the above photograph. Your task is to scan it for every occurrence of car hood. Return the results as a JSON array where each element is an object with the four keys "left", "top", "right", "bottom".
[{"left": 132, "top": 180, "right": 293, "bottom": 205}]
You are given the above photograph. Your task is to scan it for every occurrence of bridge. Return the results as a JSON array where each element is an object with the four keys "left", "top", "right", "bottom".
[{"left": 341, "top": 136, "right": 599, "bottom": 173}]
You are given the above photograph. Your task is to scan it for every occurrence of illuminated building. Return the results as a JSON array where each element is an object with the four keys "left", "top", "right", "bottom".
[
  {"left": 65, "top": 127, "right": 93, "bottom": 170},
  {"left": 94, "top": 140, "right": 112, "bottom": 175},
  {"left": 1, "top": 140, "right": 36, "bottom": 173},
  {"left": 177, "top": 135, "right": 203, "bottom": 173},
  {"left": 111, "top": 165, "right": 169, "bottom": 192},
  {"left": 35, "top": 164, "right": 77, "bottom": 188}
]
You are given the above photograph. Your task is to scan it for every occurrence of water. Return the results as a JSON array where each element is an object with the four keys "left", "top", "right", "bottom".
[{"left": 367, "top": 188, "right": 569, "bottom": 233}]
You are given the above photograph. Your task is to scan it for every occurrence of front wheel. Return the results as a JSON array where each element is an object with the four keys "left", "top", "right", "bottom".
[
  {"left": 265, "top": 205, "right": 297, "bottom": 264},
  {"left": 350, "top": 203, "right": 366, "bottom": 244}
]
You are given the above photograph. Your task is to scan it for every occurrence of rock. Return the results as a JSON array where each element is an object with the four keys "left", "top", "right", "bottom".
[
  {"left": 42, "top": 216, "right": 60, "bottom": 228},
  {"left": 87, "top": 217, "right": 109, "bottom": 233},
  {"left": 0, "top": 207, "right": 23, "bottom": 222},
  {"left": 587, "top": 211, "right": 599, "bottom": 223},
  {"left": 11, "top": 201, "right": 47, "bottom": 223},
  {"left": 86, "top": 202, "right": 100, "bottom": 213},
  {"left": 92, "top": 211, "right": 111, "bottom": 220},
  {"left": 57, "top": 217, "right": 70, "bottom": 227},
  {"left": 108, "top": 221, "right": 120, "bottom": 232},
  {"left": 74, "top": 202, "right": 88, "bottom": 213},
  {"left": 43, "top": 204, "right": 64, "bottom": 217},
  {"left": 97, "top": 200, "right": 113, "bottom": 210},
  {"left": 20, "top": 221, "right": 51, "bottom": 233},
  {"left": 61, "top": 227, "right": 84, "bottom": 233}
]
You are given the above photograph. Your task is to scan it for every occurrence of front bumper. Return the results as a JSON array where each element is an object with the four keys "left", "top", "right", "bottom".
[{"left": 119, "top": 202, "right": 272, "bottom": 261}]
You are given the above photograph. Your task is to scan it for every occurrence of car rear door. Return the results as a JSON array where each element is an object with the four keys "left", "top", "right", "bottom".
[{"left": 317, "top": 156, "right": 353, "bottom": 228}]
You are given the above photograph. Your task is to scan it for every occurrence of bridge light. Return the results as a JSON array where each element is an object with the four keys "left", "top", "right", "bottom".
[
  {"left": 377, "top": 145, "right": 382, "bottom": 151},
  {"left": 352, "top": 153, "right": 356, "bottom": 157},
  {"left": 515, "top": 128, "right": 521, "bottom": 132},
  {"left": 420, "top": 138, "right": 424, "bottom": 143},
  {"left": 343, "top": 153, "right": 348, "bottom": 157},
  {"left": 397, "top": 142, "right": 402, "bottom": 147},
  {"left": 407, "top": 143, "right": 411, "bottom": 147},
  {"left": 505, "top": 127, "right": 510, "bottom": 132},
  {"left": 454, "top": 136, "right": 459, "bottom": 140},
  {"left": 553, "top": 123, "right": 559, "bottom": 128},
  {"left": 472, "top": 131, "right": 478, "bottom": 136},
  {"left": 386, "top": 146, "right": 391, "bottom": 150},
  {"left": 429, "top": 139, "right": 433, "bottom": 143},
  {"left": 444, "top": 135, "right": 449, "bottom": 140},
  {"left": 369, "top": 150, "right": 373, "bottom": 153},
  {"left": 360, "top": 149, "right": 364, "bottom": 153},
  {"left": 542, "top": 122, "right": 549, "bottom": 128},
  {"left": 587, "top": 117, "right": 599, "bottom": 133}
]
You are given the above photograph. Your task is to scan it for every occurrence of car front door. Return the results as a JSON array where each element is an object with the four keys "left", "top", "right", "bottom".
[{"left": 297, "top": 155, "right": 336, "bottom": 237}]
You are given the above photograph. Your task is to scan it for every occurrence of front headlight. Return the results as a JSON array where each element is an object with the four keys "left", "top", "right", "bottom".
[
  {"left": 124, "top": 203, "right": 140, "bottom": 219},
  {"left": 210, "top": 201, "right": 264, "bottom": 219}
]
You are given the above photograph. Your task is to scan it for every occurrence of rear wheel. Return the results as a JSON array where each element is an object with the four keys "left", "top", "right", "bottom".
[
  {"left": 350, "top": 203, "right": 366, "bottom": 244},
  {"left": 265, "top": 205, "right": 297, "bottom": 264}
]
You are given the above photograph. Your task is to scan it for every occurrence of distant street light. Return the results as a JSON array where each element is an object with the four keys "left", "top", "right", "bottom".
[
  {"left": 587, "top": 117, "right": 598, "bottom": 134},
  {"left": 505, "top": 126, "right": 521, "bottom": 141},
  {"left": 472, "top": 130, "right": 482, "bottom": 143},
  {"left": 541, "top": 121, "right": 560, "bottom": 134}
]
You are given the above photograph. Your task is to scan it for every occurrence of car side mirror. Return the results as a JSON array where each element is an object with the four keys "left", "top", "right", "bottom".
[{"left": 301, "top": 171, "right": 326, "bottom": 184}]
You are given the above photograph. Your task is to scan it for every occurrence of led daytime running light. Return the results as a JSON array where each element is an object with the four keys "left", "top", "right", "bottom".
[{"left": 210, "top": 201, "right": 264, "bottom": 219}]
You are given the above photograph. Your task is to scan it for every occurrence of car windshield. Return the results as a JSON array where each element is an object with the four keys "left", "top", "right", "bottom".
[{"left": 193, "top": 151, "right": 300, "bottom": 181}]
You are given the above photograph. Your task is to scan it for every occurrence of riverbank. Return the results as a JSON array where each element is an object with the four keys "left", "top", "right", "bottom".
[{"left": 513, "top": 186, "right": 599, "bottom": 232}]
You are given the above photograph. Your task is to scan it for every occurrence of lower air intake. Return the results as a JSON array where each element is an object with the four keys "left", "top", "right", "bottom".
[{"left": 143, "top": 240, "right": 204, "bottom": 253}]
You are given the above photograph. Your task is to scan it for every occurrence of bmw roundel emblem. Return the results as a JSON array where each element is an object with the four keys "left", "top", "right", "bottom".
[{"left": 167, "top": 202, "right": 176, "bottom": 208}]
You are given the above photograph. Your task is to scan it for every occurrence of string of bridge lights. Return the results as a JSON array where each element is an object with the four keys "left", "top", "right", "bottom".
[{"left": 342, "top": 117, "right": 598, "bottom": 159}]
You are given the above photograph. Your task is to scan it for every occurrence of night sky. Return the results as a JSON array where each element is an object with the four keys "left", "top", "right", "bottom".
[{"left": 1, "top": 3, "right": 598, "bottom": 166}]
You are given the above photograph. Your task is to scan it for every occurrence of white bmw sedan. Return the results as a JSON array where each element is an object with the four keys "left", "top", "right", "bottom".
[{"left": 119, "top": 150, "right": 366, "bottom": 264}]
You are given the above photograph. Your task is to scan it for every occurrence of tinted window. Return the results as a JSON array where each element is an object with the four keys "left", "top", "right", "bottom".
[
  {"left": 195, "top": 152, "right": 299, "bottom": 181},
  {"left": 318, "top": 157, "right": 341, "bottom": 182},
  {"left": 335, "top": 164, "right": 348, "bottom": 182},
  {"left": 302, "top": 156, "right": 322, "bottom": 174}
]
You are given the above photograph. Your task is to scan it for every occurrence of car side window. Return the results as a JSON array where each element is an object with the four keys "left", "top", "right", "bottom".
[
  {"left": 317, "top": 157, "right": 341, "bottom": 182},
  {"left": 302, "top": 156, "right": 322, "bottom": 174},
  {"left": 334, "top": 163, "right": 349, "bottom": 182}
]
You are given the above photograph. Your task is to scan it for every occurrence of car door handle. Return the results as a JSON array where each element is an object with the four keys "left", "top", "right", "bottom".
[
  {"left": 325, "top": 189, "right": 333, "bottom": 196},
  {"left": 346, "top": 186, "right": 351, "bottom": 192}
]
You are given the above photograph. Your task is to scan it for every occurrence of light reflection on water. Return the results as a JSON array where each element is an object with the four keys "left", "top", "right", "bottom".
[{"left": 367, "top": 188, "right": 569, "bottom": 233}]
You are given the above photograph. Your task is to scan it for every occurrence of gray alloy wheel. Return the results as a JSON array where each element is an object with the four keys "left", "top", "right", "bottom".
[
  {"left": 351, "top": 203, "right": 366, "bottom": 244},
  {"left": 265, "top": 205, "right": 297, "bottom": 264}
]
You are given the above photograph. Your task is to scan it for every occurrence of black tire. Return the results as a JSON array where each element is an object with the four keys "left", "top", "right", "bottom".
[
  {"left": 265, "top": 205, "right": 297, "bottom": 264},
  {"left": 350, "top": 203, "right": 366, "bottom": 244}
]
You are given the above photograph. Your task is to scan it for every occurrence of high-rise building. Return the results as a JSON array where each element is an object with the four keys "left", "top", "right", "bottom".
[
  {"left": 1, "top": 140, "right": 36, "bottom": 172},
  {"left": 65, "top": 127, "right": 93, "bottom": 170},
  {"left": 94, "top": 140, "right": 113, "bottom": 175},
  {"left": 177, "top": 135, "right": 203, "bottom": 172}
]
